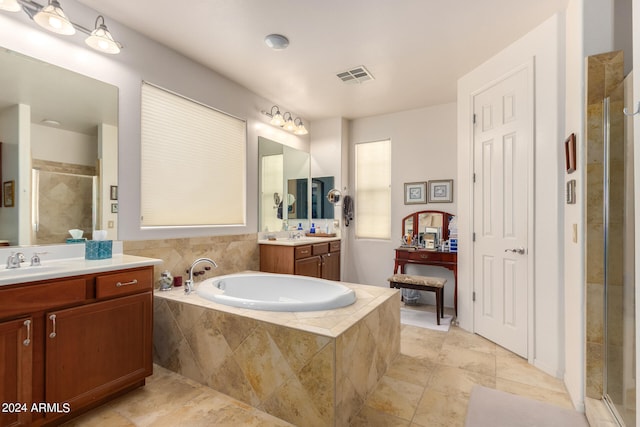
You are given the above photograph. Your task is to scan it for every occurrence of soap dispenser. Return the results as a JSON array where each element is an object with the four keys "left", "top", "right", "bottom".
[{"left": 310, "top": 223, "right": 316, "bottom": 234}]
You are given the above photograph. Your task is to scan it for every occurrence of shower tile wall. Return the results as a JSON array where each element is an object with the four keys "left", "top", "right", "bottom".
[
  {"left": 585, "top": 51, "right": 624, "bottom": 400},
  {"left": 32, "top": 159, "right": 96, "bottom": 244}
]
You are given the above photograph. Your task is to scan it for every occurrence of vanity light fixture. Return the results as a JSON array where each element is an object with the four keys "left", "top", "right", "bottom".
[
  {"left": 2, "top": 0, "right": 123, "bottom": 54},
  {"left": 268, "top": 105, "right": 284, "bottom": 126},
  {"left": 85, "top": 15, "right": 120, "bottom": 54},
  {"left": 34, "top": 0, "right": 74, "bottom": 35},
  {"left": 293, "top": 118, "right": 308, "bottom": 135},
  {"left": 262, "top": 105, "right": 309, "bottom": 136},
  {"left": 0, "top": 0, "right": 21, "bottom": 12}
]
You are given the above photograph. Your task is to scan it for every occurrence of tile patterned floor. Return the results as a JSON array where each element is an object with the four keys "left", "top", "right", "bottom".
[{"left": 65, "top": 312, "right": 575, "bottom": 426}]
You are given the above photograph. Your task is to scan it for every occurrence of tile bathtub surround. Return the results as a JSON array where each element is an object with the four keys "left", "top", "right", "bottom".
[
  {"left": 123, "top": 234, "right": 260, "bottom": 285},
  {"left": 153, "top": 282, "right": 400, "bottom": 426}
]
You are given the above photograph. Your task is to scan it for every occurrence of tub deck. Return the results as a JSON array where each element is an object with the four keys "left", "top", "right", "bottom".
[{"left": 153, "top": 277, "right": 400, "bottom": 426}]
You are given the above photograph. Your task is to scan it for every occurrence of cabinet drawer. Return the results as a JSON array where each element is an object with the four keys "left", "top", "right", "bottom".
[
  {"left": 329, "top": 241, "right": 341, "bottom": 252},
  {"left": 96, "top": 268, "right": 153, "bottom": 299},
  {"left": 0, "top": 279, "right": 86, "bottom": 319},
  {"left": 406, "top": 251, "right": 456, "bottom": 263},
  {"left": 295, "top": 245, "right": 313, "bottom": 259},
  {"left": 312, "top": 243, "right": 328, "bottom": 255}
]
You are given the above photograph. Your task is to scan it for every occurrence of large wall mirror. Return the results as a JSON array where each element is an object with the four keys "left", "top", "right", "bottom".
[
  {"left": 258, "top": 136, "right": 310, "bottom": 232},
  {"left": 0, "top": 47, "right": 118, "bottom": 247}
]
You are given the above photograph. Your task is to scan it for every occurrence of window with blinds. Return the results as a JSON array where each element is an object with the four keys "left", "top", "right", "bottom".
[
  {"left": 140, "top": 82, "right": 246, "bottom": 227},
  {"left": 354, "top": 139, "right": 391, "bottom": 239}
]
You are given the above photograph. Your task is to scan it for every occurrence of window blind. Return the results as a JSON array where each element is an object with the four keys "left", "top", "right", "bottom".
[
  {"left": 354, "top": 139, "right": 391, "bottom": 239},
  {"left": 140, "top": 82, "right": 246, "bottom": 227}
]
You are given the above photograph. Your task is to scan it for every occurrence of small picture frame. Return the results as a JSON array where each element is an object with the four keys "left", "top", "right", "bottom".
[
  {"left": 110, "top": 185, "right": 118, "bottom": 200},
  {"left": 111, "top": 203, "right": 118, "bottom": 213},
  {"left": 565, "top": 133, "right": 576, "bottom": 174},
  {"left": 3, "top": 180, "right": 14, "bottom": 207},
  {"left": 404, "top": 182, "right": 427, "bottom": 204},
  {"left": 427, "top": 179, "right": 454, "bottom": 203}
]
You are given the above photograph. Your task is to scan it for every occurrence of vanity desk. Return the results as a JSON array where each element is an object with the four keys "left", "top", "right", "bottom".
[{"left": 395, "top": 210, "right": 458, "bottom": 314}]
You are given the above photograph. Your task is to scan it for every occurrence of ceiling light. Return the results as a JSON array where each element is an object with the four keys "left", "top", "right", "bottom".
[
  {"left": 41, "top": 118, "right": 60, "bottom": 126},
  {"left": 85, "top": 15, "right": 120, "bottom": 54},
  {"left": 264, "top": 33, "right": 289, "bottom": 50},
  {"left": 262, "top": 106, "right": 309, "bottom": 136},
  {"left": 34, "top": 0, "right": 75, "bottom": 35},
  {"left": 0, "top": 0, "right": 21, "bottom": 12}
]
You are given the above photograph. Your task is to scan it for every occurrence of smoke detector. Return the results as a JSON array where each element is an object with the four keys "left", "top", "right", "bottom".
[{"left": 336, "top": 65, "right": 375, "bottom": 84}]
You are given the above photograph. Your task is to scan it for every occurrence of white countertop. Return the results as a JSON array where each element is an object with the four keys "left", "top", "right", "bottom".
[
  {"left": 258, "top": 236, "right": 341, "bottom": 246},
  {"left": 0, "top": 242, "right": 162, "bottom": 287}
]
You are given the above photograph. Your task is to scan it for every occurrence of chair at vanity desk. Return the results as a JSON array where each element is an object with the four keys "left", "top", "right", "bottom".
[{"left": 393, "top": 210, "right": 458, "bottom": 315}]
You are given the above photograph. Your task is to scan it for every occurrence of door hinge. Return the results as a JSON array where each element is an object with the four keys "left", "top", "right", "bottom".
[
  {"left": 473, "top": 173, "right": 476, "bottom": 183},
  {"left": 473, "top": 113, "right": 476, "bottom": 124},
  {"left": 472, "top": 291, "right": 476, "bottom": 302},
  {"left": 472, "top": 232, "right": 476, "bottom": 242}
]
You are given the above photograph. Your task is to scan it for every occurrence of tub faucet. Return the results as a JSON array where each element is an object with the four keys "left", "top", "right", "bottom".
[
  {"left": 185, "top": 257, "right": 218, "bottom": 295},
  {"left": 6, "top": 252, "right": 25, "bottom": 269}
]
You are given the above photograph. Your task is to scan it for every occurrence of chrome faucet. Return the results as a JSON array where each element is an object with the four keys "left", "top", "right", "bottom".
[
  {"left": 6, "top": 252, "right": 25, "bottom": 269},
  {"left": 184, "top": 257, "right": 218, "bottom": 295}
]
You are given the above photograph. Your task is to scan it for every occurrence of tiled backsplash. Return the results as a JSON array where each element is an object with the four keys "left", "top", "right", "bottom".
[{"left": 123, "top": 234, "right": 259, "bottom": 288}]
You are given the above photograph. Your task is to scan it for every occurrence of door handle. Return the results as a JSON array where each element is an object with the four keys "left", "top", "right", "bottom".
[{"left": 504, "top": 247, "right": 526, "bottom": 255}]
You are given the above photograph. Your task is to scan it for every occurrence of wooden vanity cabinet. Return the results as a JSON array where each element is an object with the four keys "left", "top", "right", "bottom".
[
  {"left": 0, "top": 266, "right": 153, "bottom": 427},
  {"left": 260, "top": 240, "right": 341, "bottom": 280}
]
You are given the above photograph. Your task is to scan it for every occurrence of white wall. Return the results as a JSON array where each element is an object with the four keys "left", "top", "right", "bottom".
[
  {"left": 0, "top": 0, "right": 308, "bottom": 242},
  {"left": 564, "top": 0, "right": 615, "bottom": 410},
  {"left": 458, "top": 14, "right": 564, "bottom": 379},
  {"left": 345, "top": 103, "right": 457, "bottom": 295},
  {"left": 31, "top": 124, "right": 97, "bottom": 166}
]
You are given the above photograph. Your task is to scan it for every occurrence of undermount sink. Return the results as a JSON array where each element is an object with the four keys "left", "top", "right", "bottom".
[{"left": 0, "top": 264, "right": 67, "bottom": 275}]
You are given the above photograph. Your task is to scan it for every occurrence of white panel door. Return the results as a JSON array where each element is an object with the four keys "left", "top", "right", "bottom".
[{"left": 473, "top": 66, "right": 531, "bottom": 357}]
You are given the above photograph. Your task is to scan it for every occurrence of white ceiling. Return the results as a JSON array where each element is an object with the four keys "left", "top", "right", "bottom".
[{"left": 77, "top": 0, "right": 569, "bottom": 121}]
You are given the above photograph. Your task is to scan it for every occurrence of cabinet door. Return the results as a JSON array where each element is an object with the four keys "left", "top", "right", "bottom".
[
  {"left": 321, "top": 252, "right": 341, "bottom": 281},
  {"left": 0, "top": 317, "right": 33, "bottom": 427},
  {"left": 295, "top": 256, "right": 322, "bottom": 278},
  {"left": 45, "top": 293, "right": 152, "bottom": 418}
]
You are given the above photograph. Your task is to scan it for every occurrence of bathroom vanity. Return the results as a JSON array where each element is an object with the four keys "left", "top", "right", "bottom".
[
  {"left": 0, "top": 248, "right": 160, "bottom": 426},
  {"left": 259, "top": 237, "right": 341, "bottom": 280}
]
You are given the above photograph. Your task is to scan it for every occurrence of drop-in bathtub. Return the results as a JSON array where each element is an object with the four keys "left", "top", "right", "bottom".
[
  {"left": 154, "top": 273, "right": 400, "bottom": 426},
  {"left": 196, "top": 272, "right": 356, "bottom": 311}
]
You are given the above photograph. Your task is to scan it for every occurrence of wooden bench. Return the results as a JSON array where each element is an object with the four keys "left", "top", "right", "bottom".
[{"left": 387, "top": 274, "right": 447, "bottom": 325}]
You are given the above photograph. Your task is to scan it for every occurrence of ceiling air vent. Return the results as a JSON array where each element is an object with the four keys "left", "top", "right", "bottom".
[{"left": 336, "top": 65, "right": 375, "bottom": 84}]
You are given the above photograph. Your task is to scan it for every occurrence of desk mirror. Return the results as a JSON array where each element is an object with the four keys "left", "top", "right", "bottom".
[
  {"left": 0, "top": 47, "right": 118, "bottom": 247},
  {"left": 402, "top": 210, "right": 454, "bottom": 244}
]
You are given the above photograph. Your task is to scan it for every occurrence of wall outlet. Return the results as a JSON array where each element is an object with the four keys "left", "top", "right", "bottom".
[
  {"left": 108, "top": 220, "right": 115, "bottom": 229},
  {"left": 572, "top": 223, "right": 577, "bottom": 243}
]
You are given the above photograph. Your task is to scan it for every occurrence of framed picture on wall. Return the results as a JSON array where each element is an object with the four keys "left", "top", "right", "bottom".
[
  {"left": 3, "top": 180, "right": 14, "bottom": 207},
  {"left": 404, "top": 182, "right": 427, "bottom": 204},
  {"left": 565, "top": 133, "right": 576, "bottom": 173},
  {"left": 427, "top": 179, "right": 454, "bottom": 203}
]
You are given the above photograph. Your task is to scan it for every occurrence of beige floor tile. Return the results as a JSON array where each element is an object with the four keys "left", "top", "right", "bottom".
[
  {"left": 412, "top": 389, "right": 468, "bottom": 427},
  {"left": 365, "top": 376, "right": 425, "bottom": 421},
  {"left": 401, "top": 325, "right": 446, "bottom": 361},
  {"left": 385, "top": 354, "right": 435, "bottom": 386},
  {"left": 444, "top": 327, "right": 497, "bottom": 355},
  {"left": 496, "top": 351, "right": 567, "bottom": 394},
  {"left": 427, "top": 365, "right": 496, "bottom": 399},
  {"left": 436, "top": 343, "right": 496, "bottom": 377},
  {"left": 350, "top": 405, "right": 411, "bottom": 427},
  {"left": 496, "top": 377, "right": 574, "bottom": 409}
]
